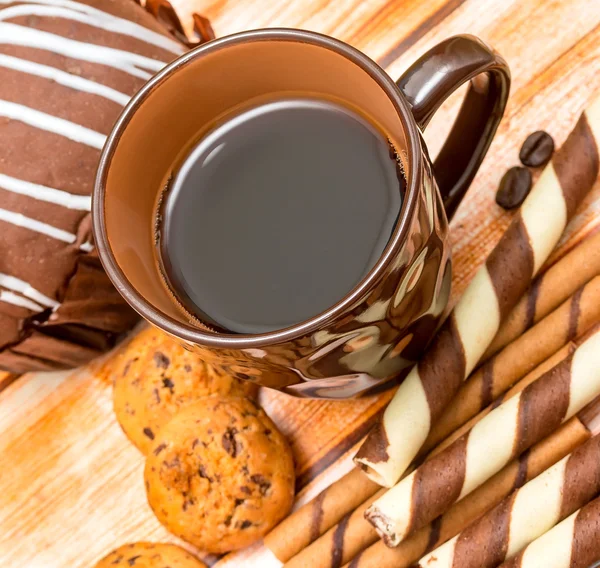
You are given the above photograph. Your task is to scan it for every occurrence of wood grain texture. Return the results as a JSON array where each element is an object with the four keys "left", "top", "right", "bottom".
[{"left": 1, "top": 1, "right": 599, "bottom": 567}]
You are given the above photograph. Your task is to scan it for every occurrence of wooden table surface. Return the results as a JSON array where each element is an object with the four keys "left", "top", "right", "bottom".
[{"left": 1, "top": 1, "right": 600, "bottom": 567}]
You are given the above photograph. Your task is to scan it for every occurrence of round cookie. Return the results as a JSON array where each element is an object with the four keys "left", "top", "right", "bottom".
[
  {"left": 94, "top": 542, "right": 206, "bottom": 567},
  {"left": 144, "top": 396, "right": 295, "bottom": 553},
  {"left": 112, "top": 325, "right": 257, "bottom": 454}
]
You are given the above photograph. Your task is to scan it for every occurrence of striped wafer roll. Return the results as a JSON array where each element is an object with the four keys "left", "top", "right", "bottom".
[
  {"left": 428, "top": 343, "right": 576, "bottom": 459},
  {"left": 365, "top": 329, "right": 600, "bottom": 547},
  {"left": 264, "top": 469, "right": 381, "bottom": 562},
  {"left": 499, "top": 495, "right": 600, "bottom": 568},
  {"left": 355, "top": 98, "right": 600, "bottom": 488},
  {"left": 284, "top": 343, "right": 575, "bottom": 568},
  {"left": 283, "top": 488, "right": 385, "bottom": 568},
  {"left": 417, "top": 434, "right": 600, "bottom": 568},
  {"left": 422, "top": 276, "right": 600, "bottom": 455},
  {"left": 484, "top": 231, "right": 600, "bottom": 360},
  {"left": 287, "top": 336, "right": 598, "bottom": 568},
  {"left": 431, "top": 324, "right": 600, "bottom": 459},
  {"left": 343, "top": 409, "right": 597, "bottom": 568}
]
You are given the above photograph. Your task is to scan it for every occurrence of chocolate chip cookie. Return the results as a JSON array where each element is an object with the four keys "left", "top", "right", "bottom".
[
  {"left": 111, "top": 325, "right": 257, "bottom": 454},
  {"left": 94, "top": 542, "right": 206, "bottom": 567},
  {"left": 144, "top": 396, "right": 295, "bottom": 553}
]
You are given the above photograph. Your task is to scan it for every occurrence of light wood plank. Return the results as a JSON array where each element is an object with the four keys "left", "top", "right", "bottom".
[{"left": 1, "top": 1, "right": 599, "bottom": 567}]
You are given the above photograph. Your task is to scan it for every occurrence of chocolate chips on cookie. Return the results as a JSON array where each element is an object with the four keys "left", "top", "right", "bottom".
[
  {"left": 94, "top": 542, "right": 206, "bottom": 568},
  {"left": 110, "top": 326, "right": 256, "bottom": 454},
  {"left": 144, "top": 396, "right": 295, "bottom": 553}
]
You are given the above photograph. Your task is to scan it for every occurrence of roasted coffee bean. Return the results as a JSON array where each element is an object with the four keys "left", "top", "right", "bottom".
[
  {"left": 519, "top": 130, "right": 555, "bottom": 167},
  {"left": 496, "top": 166, "right": 532, "bottom": 209}
]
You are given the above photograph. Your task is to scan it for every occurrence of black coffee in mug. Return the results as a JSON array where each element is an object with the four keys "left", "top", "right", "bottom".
[{"left": 155, "top": 97, "right": 405, "bottom": 334}]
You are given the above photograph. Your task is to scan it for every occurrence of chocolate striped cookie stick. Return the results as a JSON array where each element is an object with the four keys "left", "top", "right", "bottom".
[
  {"left": 365, "top": 329, "right": 600, "bottom": 547},
  {"left": 499, "top": 495, "right": 600, "bottom": 568},
  {"left": 283, "top": 487, "right": 385, "bottom": 568},
  {"left": 355, "top": 98, "right": 600, "bottom": 488},
  {"left": 274, "top": 320, "right": 592, "bottom": 568},
  {"left": 484, "top": 231, "right": 600, "bottom": 360},
  {"left": 284, "top": 341, "right": 588, "bottom": 568},
  {"left": 422, "top": 276, "right": 600, "bottom": 454},
  {"left": 428, "top": 342, "right": 576, "bottom": 459},
  {"left": 274, "top": 242, "right": 600, "bottom": 562},
  {"left": 434, "top": 321, "right": 600, "bottom": 456},
  {"left": 417, "top": 434, "right": 600, "bottom": 568},
  {"left": 264, "top": 468, "right": 381, "bottom": 562},
  {"left": 430, "top": 322, "right": 600, "bottom": 459},
  {"left": 343, "top": 403, "right": 600, "bottom": 568}
]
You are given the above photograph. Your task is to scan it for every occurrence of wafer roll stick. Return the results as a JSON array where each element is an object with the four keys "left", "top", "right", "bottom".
[
  {"left": 485, "top": 231, "right": 600, "bottom": 360},
  {"left": 499, "top": 495, "right": 600, "bottom": 568},
  {"left": 417, "top": 434, "right": 600, "bottom": 568},
  {"left": 355, "top": 99, "right": 600, "bottom": 488},
  {"left": 285, "top": 344, "right": 576, "bottom": 568},
  {"left": 365, "top": 330, "right": 600, "bottom": 547},
  {"left": 264, "top": 469, "right": 381, "bottom": 562},
  {"left": 423, "top": 276, "right": 600, "bottom": 455},
  {"left": 430, "top": 323, "right": 600, "bottom": 460},
  {"left": 429, "top": 343, "right": 575, "bottom": 459},
  {"left": 343, "top": 409, "right": 596, "bottom": 568},
  {"left": 284, "top": 488, "right": 385, "bottom": 568}
]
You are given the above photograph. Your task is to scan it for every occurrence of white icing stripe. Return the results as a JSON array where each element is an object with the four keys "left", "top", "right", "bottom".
[
  {"left": 0, "top": 0, "right": 184, "bottom": 55},
  {"left": 505, "top": 457, "right": 567, "bottom": 557},
  {"left": 0, "top": 207, "right": 78, "bottom": 244},
  {"left": 0, "top": 22, "right": 164, "bottom": 79},
  {"left": 453, "top": 266, "right": 501, "bottom": 375},
  {"left": 459, "top": 394, "right": 521, "bottom": 499},
  {"left": 0, "top": 54, "right": 129, "bottom": 105},
  {"left": 419, "top": 536, "right": 458, "bottom": 568},
  {"left": 566, "top": 331, "right": 600, "bottom": 419},
  {"left": 0, "top": 290, "right": 44, "bottom": 312},
  {"left": 0, "top": 0, "right": 184, "bottom": 54},
  {"left": 80, "top": 242, "right": 94, "bottom": 252},
  {"left": 521, "top": 164, "right": 568, "bottom": 275},
  {"left": 518, "top": 512, "right": 576, "bottom": 568},
  {"left": 357, "top": 369, "right": 431, "bottom": 487},
  {"left": 369, "top": 470, "right": 416, "bottom": 544},
  {"left": 0, "top": 272, "right": 58, "bottom": 308},
  {"left": 0, "top": 173, "right": 91, "bottom": 210},
  {"left": 0, "top": 100, "right": 106, "bottom": 148}
]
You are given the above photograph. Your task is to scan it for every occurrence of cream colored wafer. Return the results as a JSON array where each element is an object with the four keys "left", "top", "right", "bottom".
[
  {"left": 284, "top": 344, "right": 571, "bottom": 568},
  {"left": 499, "top": 495, "right": 600, "bottom": 568},
  {"left": 342, "top": 411, "right": 595, "bottom": 568},
  {"left": 423, "top": 276, "right": 600, "bottom": 455},
  {"left": 286, "top": 258, "right": 600, "bottom": 563},
  {"left": 484, "top": 231, "right": 600, "bottom": 360},
  {"left": 418, "top": 434, "right": 600, "bottom": 568},
  {"left": 287, "top": 345, "right": 597, "bottom": 568},
  {"left": 428, "top": 343, "right": 575, "bottom": 459},
  {"left": 355, "top": 98, "right": 600, "bottom": 488},
  {"left": 365, "top": 330, "right": 600, "bottom": 546}
]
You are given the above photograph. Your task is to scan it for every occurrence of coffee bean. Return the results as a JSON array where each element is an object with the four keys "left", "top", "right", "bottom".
[
  {"left": 496, "top": 166, "right": 532, "bottom": 209},
  {"left": 519, "top": 130, "right": 554, "bottom": 167}
]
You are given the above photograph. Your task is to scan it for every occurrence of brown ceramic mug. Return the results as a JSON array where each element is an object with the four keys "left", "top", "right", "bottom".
[{"left": 93, "top": 30, "right": 510, "bottom": 399}]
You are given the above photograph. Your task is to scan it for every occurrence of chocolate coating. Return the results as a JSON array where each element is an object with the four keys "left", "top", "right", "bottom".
[
  {"left": 553, "top": 114, "right": 600, "bottom": 219},
  {"left": 0, "top": 0, "right": 201, "bottom": 372}
]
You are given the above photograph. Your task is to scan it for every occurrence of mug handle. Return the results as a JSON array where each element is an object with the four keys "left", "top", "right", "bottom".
[{"left": 396, "top": 35, "right": 511, "bottom": 219}]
